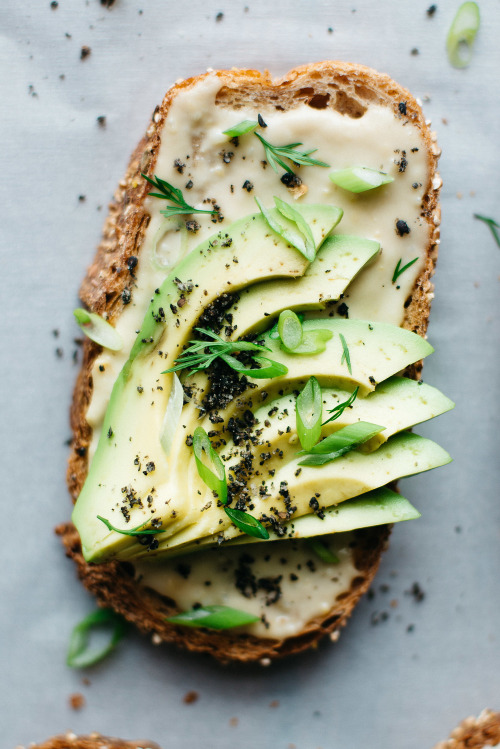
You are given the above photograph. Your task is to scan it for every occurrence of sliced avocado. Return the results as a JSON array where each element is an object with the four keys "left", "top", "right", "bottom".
[
  {"left": 226, "top": 235, "right": 379, "bottom": 339},
  {"left": 73, "top": 207, "right": 341, "bottom": 562},
  {"left": 113, "top": 432, "right": 451, "bottom": 561}
]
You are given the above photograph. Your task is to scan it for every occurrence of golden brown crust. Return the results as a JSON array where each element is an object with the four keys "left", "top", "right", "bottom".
[
  {"left": 434, "top": 710, "right": 500, "bottom": 749},
  {"left": 62, "top": 62, "right": 440, "bottom": 662},
  {"left": 18, "top": 734, "right": 160, "bottom": 749}
]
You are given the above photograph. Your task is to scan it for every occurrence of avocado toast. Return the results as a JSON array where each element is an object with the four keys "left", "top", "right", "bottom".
[{"left": 59, "top": 62, "right": 450, "bottom": 662}]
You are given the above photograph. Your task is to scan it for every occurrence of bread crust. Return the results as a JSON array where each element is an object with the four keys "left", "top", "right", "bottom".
[
  {"left": 434, "top": 710, "right": 500, "bottom": 749},
  {"left": 17, "top": 734, "right": 160, "bottom": 749},
  {"left": 61, "top": 62, "right": 441, "bottom": 663}
]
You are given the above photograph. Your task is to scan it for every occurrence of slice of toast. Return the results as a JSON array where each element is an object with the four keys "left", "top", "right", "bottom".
[
  {"left": 16, "top": 734, "right": 160, "bottom": 749},
  {"left": 60, "top": 62, "right": 441, "bottom": 663},
  {"left": 434, "top": 710, "right": 500, "bottom": 749}
]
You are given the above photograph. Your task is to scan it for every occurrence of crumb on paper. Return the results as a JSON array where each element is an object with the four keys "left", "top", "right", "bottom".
[
  {"left": 69, "top": 693, "right": 85, "bottom": 710},
  {"left": 183, "top": 690, "right": 199, "bottom": 704},
  {"left": 80, "top": 46, "right": 91, "bottom": 60},
  {"left": 229, "top": 717, "right": 239, "bottom": 727}
]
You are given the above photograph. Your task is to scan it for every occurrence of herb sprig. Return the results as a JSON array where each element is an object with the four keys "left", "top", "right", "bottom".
[
  {"left": 142, "top": 174, "right": 218, "bottom": 218},
  {"left": 255, "top": 132, "right": 329, "bottom": 174},
  {"left": 339, "top": 333, "right": 352, "bottom": 375},
  {"left": 162, "top": 328, "right": 286, "bottom": 379},
  {"left": 97, "top": 515, "right": 165, "bottom": 537},
  {"left": 474, "top": 214, "right": 500, "bottom": 248},
  {"left": 392, "top": 257, "right": 419, "bottom": 284},
  {"left": 322, "top": 387, "right": 359, "bottom": 426},
  {"left": 67, "top": 609, "right": 127, "bottom": 668}
]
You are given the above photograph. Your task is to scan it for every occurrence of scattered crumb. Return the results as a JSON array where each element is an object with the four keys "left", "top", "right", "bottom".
[
  {"left": 101, "top": 0, "right": 116, "bottom": 5},
  {"left": 52, "top": 329, "right": 60, "bottom": 338},
  {"left": 327, "top": 27, "right": 333, "bottom": 33},
  {"left": 55, "top": 347, "right": 63, "bottom": 358},
  {"left": 28, "top": 84, "right": 38, "bottom": 98},
  {"left": 455, "top": 525, "right": 462, "bottom": 533},
  {"left": 370, "top": 610, "right": 389, "bottom": 625},
  {"left": 269, "top": 699, "right": 280, "bottom": 708},
  {"left": 183, "top": 690, "right": 199, "bottom": 704},
  {"left": 456, "top": 192, "right": 463, "bottom": 199},
  {"left": 81, "top": 677, "right": 91, "bottom": 686},
  {"left": 407, "top": 624, "right": 415, "bottom": 633},
  {"left": 59, "top": 74, "right": 65, "bottom": 80},
  {"left": 65, "top": 32, "right": 72, "bottom": 38},
  {"left": 215, "top": 11, "right": 224, "bottom": 21},
  {"left": 151, "top": 633, "right": 162, "bottom": 645},
  {"left": 80, "top": 46, "right": 91, "bottom": 60},
  {"left": 69, "top": 693, "right": 85, "bottom": 710},
  {"left": 390, "top": 599, "right": 399, "bottom": 608},
  {"left": 78, "top": 195, "right": 86, "bottom": 202},
  {"left": 405, "top": 582, "right": 425, "bottom": 603},
  {"left": 427, "top": 4, "right": 437, "bottom": 16},
  {"left": 470, "top": 190, "right": 476, "bottom": 197},
  {"left": 96, "top": 115, "right": 106, "bottom": 128},
  {"left": 474, "top": 281, "right": 480, "bottom": 288},
  {"left": 229, "top": 717, "right": 239, "bottom": 727},
  {"left": 411, "top": 48, "right": 419, "bottom": 56},
  {"left": 50, "top": 1, "right": 59, "bottom": 8},
  {"left": 442, "top": 117, "right": 448, "bottom": 125}
]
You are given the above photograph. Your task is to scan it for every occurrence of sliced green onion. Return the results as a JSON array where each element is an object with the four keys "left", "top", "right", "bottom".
[
  {"left": 281, "top": 328, "right": 332, "bottom": 356},
  {"left": 269, "top": 312, "right": 304, "bottom": 340},
  {"left": 220, "top": 354, "right": 288, "bottom": 379},
  {"left": 329, "top": 167, "right": 394, "bottom": 193},
  {"left": 192, "top": 427, "right": 227, "bottom": 503},
  {"left": 225, "top": 506, "right": 270, "bottom": 540},
  {"left": 160, "top": 373, "right": 184, "bottom": 455},
  {"left": 392, "top": 257, "right": 419, "bottom": 284},
  {"left": 278, "top": 309, "right": 303, "bottom": 350},
  {"left": 307, "top": 539, "right": 340, "bottom": 564},
  {"left": 166, "top": 605, "right": 259, "bottom": 630},
  {"left": 298, "top": 421, "right": 385, "bottom": 466},
  {"left": 446, "top": 1, "right": 480, "bottom": 68},
  {"left": 322, "top": 387, "right": 359, "bottom": 426},
  {"left": 151, "top": 217, "right": 188, "bottom": 272},
  {"left": 474, "top": 214, "right": 500, "bottom": 248},
  {"left": 67, "top": 609, "right": 127, "bottom": 668},
  {"left": 222, "top": 120, "right": 259, "bottom": 137},
  {"left": 296, "top": 376, "right": 323, "bottom": 451},
  {"left": 339, "top": 333, "right": 352, "bottom": 375},
  {"left": 74, "top": 309, "right": 123, "bottom": 351},
  {"left": 97, "top": 515, "right": 165, "bottom": 537},
  {"left": 255, "top": 197, "right": 316, "bottom": 262}
]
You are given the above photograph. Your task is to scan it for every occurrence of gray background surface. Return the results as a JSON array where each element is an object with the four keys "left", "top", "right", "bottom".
[{"left": 1, "top": 1, "right": 499, "bottom": 747}]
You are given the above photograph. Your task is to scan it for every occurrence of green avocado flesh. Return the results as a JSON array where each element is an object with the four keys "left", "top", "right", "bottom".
[{"left": 72, "top": 208, "right": 452, "bottom": 564}]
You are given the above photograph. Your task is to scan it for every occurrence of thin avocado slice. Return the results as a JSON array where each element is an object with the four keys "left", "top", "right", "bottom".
[
  {"left": 226, "top": 234, "right": 379, "bottom": 339},
  {"left": 112, "top": 432, "right": 451, "bottom": 561},
  {"left": 73, "top": 207, "right": 341, "bottom": 562}
]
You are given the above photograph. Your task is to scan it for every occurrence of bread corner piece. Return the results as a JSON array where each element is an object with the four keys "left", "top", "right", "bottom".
[
  {"left": 16, "top": 733, "right": 161, "bottom": 749},
  {"left": 61, "top": 61, "right": 441, "bottom": 663},
  {"left": 434, "top": 710, "right": 500, "bottom": 749}
]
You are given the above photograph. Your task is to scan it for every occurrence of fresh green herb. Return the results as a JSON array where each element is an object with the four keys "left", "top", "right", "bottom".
[
  {"left": 307, "top": 539, "right": 340, "bottom": 564},
  {"left": 474, "top": 214, "right": 500, "bottom": 248},
  {"left": 329, "top": 167, "right": 394, "bottom": 193},
  {"left": 166, "top": 605, "right": 259, "bottom": 630},
  {"left": 67, "top": 609, "right": 127, "bottom": 668},
  {"left": 278, "top": 309, "right": 303, "bottom": 351},
  {"left": 296, "top": 377, "right": 323, "bottom": 451},
  {"left": 162, "top": 328, "right": 276, "bottom": 376},
  {"left": 192, "top": 427, "right": 227, "bottom": 503},
  {"left": 224, "top": 507, "right": 269, "bottom": 540},
  {"left": 256, "top": 196, "right": 316, "bottom": 261},
  {"left": 339, "top": 333, "right": 352, "bottom": 375},
  {"left": 298, "top": 421, "right": 385, "bottom": 467},
  {"left": 254, "top": 132, "right": 329, "bottom": 174},
  {"left": 218, "top": 354, "right": 288, "bottom": 379},
  {"left": 392, "top": 257, "right": 419, "bottom": 284},
  {"left": 142, "top": 173, "right": 218, "bottom": 217},
  {"left": 74, "top": 308, "right": 123, "bottom": 351},
  {"left": 281, "top": 328, "right": 332, "bottom": 356},
  {"left": 223, "top": 120, "right": 259, "bottom": 137},
  {"left": 446, "top": 1, "right": 480, "bottom": 68},
  {"left": 97, "top": 515, "right": 166, "bottom": 537},
  {"left": 322, "top": 387, "right": 359, "bottom": 426}
]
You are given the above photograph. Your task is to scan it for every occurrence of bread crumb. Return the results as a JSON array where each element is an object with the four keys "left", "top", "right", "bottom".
[
  {"left": 269, "top": 699, "right": 280, "bottom": 708},
  {"left": 390, "top": 599, "right": 398, "bottom": 608},
  {"left": 441, "top": 117, "right": 448, "bottom": 125},
  {"left": 456, "top": 192, "right": 463, "bottom": 199},
  {"left": 151, "top": 633, "right": 162, "bottom": 645},
  {"left": 259, "top": 657, "right": 271, "bottom": 666},
  {"left": 69, "top": 692, "right": 85, "bottom": 710},
  {"left": 80, "top": 46, "right": 91, "bottom": 60},
  {"left": 229, "top": 717, "right": 239, "bottom": 727},
  {"left": 183, "top": 690, "right": 199, "bottom": 704}
]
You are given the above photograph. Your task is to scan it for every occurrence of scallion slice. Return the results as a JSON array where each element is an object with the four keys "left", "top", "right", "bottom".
[
  {"left": 296, "top": 376, "right": 323, "bottom": 451},
  {"left": 159, "top": 373, "right": 184, "bottom": 456},
  {"left": 307, "top": 539, "right": 340, "bottom": 564},
  {"left": 281, "top": 328, "right": 332, "bottom": 355},
  {"left": 256, "top": 197, "right": 316, "bottom": 262},
  {"left": 67, "top": 609, "right": 127, "bottom": 668},
  {"left": 74, "top": 309, "right": 123, "bottom": 351},
  {"left": 329, "top": 167, "right": 394, "bottom": 193},
  {"left": 220, "top": 354, "right": 288, "bottom": 379},
  {"left": 225, "top": 506, "right": 269, "bottom": 540},
  {"left": 193, "top": 427, "right": 227, "bottom": 503},
  {"left": 446, "top": 1, "right": 480, "bottom": 68},
  {"left": 223, "top": 120, "right": 259, "bottom": 137},
  {"left": 166, "top": 605, "right": 259, "bottom": 630},
  {"left": 278, "top": 309, "right": 303, "bottom": 351},
  {"left": 298, "top": 421, "right": 385, "bottom": 466}
]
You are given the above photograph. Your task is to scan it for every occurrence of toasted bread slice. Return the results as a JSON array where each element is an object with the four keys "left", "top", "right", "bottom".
[
  {"left": 16, "top": 733, "right": 160, "bottom": 749},
  {"left": 434, "top": 710, "right": 500, "bottom": 749},
  {"left": 60, "top": 62, "right": 441, "bottom": 663}
]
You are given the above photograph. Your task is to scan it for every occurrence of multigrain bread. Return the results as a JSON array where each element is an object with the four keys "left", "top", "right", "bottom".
[
  {"left": 434, "top": 710, "right": 500, "bottom": 749},
  {"left": 16, "top": 734, "right": 160, "bottom": 749},
  {"left": 58, "top": 61, "right": 441, "bottom": 663}
]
